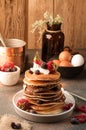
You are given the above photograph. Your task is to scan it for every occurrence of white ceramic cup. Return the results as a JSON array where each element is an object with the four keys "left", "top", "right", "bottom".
[{"left": 0, "top": 66, "right": 20, "bottom": 86}]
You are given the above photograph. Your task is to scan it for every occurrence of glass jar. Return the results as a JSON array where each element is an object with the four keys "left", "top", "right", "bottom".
[{"left": 42, "top": 23, "right": 64, "bottom": 62}]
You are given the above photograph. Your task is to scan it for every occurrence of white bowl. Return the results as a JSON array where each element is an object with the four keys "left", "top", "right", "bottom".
[{"left": 0, "top": 66, "right": 20, "bottom": 86}]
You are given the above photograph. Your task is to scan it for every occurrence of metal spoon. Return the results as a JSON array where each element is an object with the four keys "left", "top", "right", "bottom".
[
  {"left": 0, "top": 33, "right": 6, "bottom": 47},
  {"left": 69, "top": 92, "right": 86, "bottom": 102},
  {"left": 62, "top": 88, "right": 86, "bottom": 102}
]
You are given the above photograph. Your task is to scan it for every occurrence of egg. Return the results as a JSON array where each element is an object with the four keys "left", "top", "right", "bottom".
[
  {"left": 59, "top": 51, "right": 72, "bottom": 61},
  {"left": 59, "top": 60, "right": 72, "bottom": 67},
  {"left": 71, "top": 54, "right": 84, "bottom": 66}
]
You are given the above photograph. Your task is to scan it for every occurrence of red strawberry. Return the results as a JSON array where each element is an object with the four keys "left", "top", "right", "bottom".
[
  {"left": 34, "top": 52, "right": 42, "bottom": 65},
  {"left": 0, "top": 65, "right": 1, "bottom": 71},
  {"left": 47, "top": 61, "right": 56, "bottom": 73},
  {"left": 3, "top": 62, "right": 14, "bottom": 68},
  {"left": 35, "top": 60, "right": 42, "bottom": 65},
  {"left": 17, "top": 98, "right": 30, "bottom": 111},
  {"left": 74, "top": 113, "right": 86, "bottom": 123},
  {"left": 75, "top": 105, "right": 86, "bottom": 113},
  {"left": 63, "top": 103, "right": 73, "bottom": 111},
  {"left": 75, "top": 113, "right": 86, "bottom": 119},
  {"left": 0, "top": 62, "right": 15, "bottom": 72},
  {"left": 78, "top": 118, "right": 86, "bottom": 123}
]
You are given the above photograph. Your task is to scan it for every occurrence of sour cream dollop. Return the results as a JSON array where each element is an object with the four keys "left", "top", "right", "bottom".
[{"left": 30, "top": 62, "right": 50, "bottom": 74}]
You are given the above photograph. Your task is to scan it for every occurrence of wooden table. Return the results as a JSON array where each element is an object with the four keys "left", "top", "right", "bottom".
[{"left": 0, "top": 49, "right": 86, "bottom": 130}]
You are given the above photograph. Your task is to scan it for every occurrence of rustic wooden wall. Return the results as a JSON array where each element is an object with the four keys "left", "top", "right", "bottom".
[
  {"left": 0, "top": 0, "right": 27, "bottom": 40},
  {"left": 28, "top": 0, "right": 86, "bottom": 49},
  {"left": 54, "top": 0, "right": 86, "bottom": 49},
  {"left": 0, "top": 0, "right": 86, "bottom": 49},
  {"left": 28, "top": 0, "right": 53, "bottom": 49}
]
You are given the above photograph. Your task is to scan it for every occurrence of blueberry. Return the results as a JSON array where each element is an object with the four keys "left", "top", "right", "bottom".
[
  {"left": 11, "top": 122, "right": 16, "bottom": 129},
  {"left": 35, "top": 70, "right": 40, "bottom": 75},
  {"left": 41, "top": 62, "right": 47, "bottom": 69},
  {"left": 52, "top": 86, "right": 58, "bottom": 91},
  {"left": 37, "top": 100, "right": 44, "bottom": 104},
  {"left": 11, "top": 122, "right": 18, "bottom": 129},
  {"left": 11, "top": 122, "right": 22, "bottom": 129},
  {"left": 29, "top": 69, "right": 33, "bottom": 74},
  {"left": 70, "top": 118, "right": 79, "bottom": 124}
]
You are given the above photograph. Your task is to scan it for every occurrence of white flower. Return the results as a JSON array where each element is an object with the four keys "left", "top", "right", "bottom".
[
  {"left": 31, "top": 11, "right": 63, "bottom": 43},
  {"left": 54, "top": 14, "right": 63, "bottom": 23},
  {"left": 32, "top": 11, "right": 63, "bottom": 33}
]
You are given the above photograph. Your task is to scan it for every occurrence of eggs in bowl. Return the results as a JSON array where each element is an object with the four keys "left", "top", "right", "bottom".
[{"left": 52, "top": 50, "right": 85, "bottom": 78}]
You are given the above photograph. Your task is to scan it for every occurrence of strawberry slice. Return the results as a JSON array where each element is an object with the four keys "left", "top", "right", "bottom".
[
  {"left": 17, "top": 98, "right": 31, "bottom": 111},
  {"left": 47, "top": 61, "right": 57, "bottom": 73},
  {"left": 74, "top": 113, "right": 86, "bottom": 123},
  {"left": 34, "top": 52, "right": 42, "bottom": 65},
  {"left": 75, "top": 105, "right": 86, "bottom": 113},
  {"left": 75, "top": 113, "right": 86, "bottom": 119},
  {"left": 63, "top": 103, "right": 73, "bottom": 111}
]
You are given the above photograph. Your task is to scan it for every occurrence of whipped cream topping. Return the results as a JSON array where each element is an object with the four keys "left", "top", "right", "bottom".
[{"left": 30, "top": 62, "right": 50, "bottom": 75}]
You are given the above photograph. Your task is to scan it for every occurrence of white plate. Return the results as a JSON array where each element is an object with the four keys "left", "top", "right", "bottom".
[{"left": 13, "top": 90, "right": 75, "bottom": 123}]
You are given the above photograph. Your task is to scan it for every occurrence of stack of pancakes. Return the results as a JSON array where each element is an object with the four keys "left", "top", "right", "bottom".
[{"left": 23, "top": 70, "right": 66, "bottom": 115}]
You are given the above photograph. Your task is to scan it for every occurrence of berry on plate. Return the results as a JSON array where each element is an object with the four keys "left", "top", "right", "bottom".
[
  {"left": 17, "top": 98, "right": 31, "bottom": 111},
  {"left": 63, "top": 103, "right": 73, "bottom": 111}
]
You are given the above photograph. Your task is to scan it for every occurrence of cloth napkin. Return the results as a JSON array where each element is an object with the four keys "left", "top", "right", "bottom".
[{"left": 0, "top": 114, "right": 32, "bottom": 130}]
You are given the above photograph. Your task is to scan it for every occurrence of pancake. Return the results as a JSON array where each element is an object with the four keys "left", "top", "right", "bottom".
[
  {"left": 25, "top": 70, "right": 61, "bottom": 81},
  {"left": 23, "top": 93, "right": 65, "bottom": 106},
  {"left": 23, "top": 84, "right": 62, "bottom": 95},
  {"left": 23, "top": 89, "right": 64, "bottom": 100},
  {"left": 30, "top": 102, "right": 65, "bottom": 115},
  {"left": 23, "top": 77, "right": 61, "bottom": 86},
  {"left": 22, "top": 62, "right": 66, "bottom": 115},
  {"left": 36, "top": 105, "right": 64, "bottom": 115},
  {"left": 31, "top": 103, "right": 64, "bottom": 111}
]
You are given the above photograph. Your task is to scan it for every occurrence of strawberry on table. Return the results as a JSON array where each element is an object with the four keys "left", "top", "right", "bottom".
[
  {"left": 71, "top": 105, "right": 86, "bottom": 125},
  {"left": 74, "top": 113, "right": 86, "bottom": 123},
  {"left": 70, "top": 114, "right": 86, "bottom": 124},
  {"left": 75, "top": 105, "right": 86, "bottom": 113}
]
